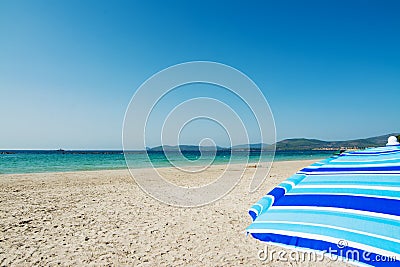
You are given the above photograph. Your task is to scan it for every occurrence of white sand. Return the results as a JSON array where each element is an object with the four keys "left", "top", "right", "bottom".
[{"left": 0, "top": 160, "right": 351, "bottom": 266}]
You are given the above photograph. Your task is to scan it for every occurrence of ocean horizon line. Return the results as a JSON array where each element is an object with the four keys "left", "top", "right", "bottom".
[{"left": 1, "top": 133, "right": 397, "bottom": 152}]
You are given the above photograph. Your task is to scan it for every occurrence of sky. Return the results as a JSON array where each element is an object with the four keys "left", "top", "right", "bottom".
[{"left": 1, "top": 0, "right": 399, "bottom": 149}]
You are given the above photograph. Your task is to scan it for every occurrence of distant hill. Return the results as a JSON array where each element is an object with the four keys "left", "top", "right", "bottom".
[
  {"left": 275, "top": 133, "right": 399, "bottom": 150},
  {"left": 148, "top": 133, "right": 399, "bottom": 152},
  {"left": 148, "top": 145, "right": 227, "bottom": 152},
  {"left": 231, "top": 143, "right": 271, "bottom": 150},
  {"left": 276, "top": 138, "right": 329, "bottom": 150},
  {"left": 276, "top": 133, "right": 399, "bottom": 150}
]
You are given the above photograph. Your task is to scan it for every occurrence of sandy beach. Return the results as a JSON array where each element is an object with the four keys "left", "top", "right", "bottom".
[{"left": 0, "top": 160, "right": 350, "bottom": 266}]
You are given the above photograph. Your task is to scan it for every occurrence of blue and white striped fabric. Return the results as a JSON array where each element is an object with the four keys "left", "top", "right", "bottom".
[{"left": 247, "top": 146, "right": 400, "bottom": 266}]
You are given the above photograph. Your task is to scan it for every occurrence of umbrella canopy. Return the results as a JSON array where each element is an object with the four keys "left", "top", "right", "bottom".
[{"left": 247, "top": 145, "right": 400, "bottom": 266}]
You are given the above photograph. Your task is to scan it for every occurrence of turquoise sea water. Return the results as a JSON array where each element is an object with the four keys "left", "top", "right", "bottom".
[{"left": 0, "top": 150, "right": 335, "bottom": 174}]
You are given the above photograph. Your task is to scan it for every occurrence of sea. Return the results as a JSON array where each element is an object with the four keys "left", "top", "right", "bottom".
[{"left": 0, "top": 150, "right": 335, "bottom": 175}]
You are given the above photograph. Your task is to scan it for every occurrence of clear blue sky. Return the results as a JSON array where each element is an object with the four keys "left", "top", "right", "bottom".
[{"left": 1, "top": 0, "right": 399, "bottom": 149}]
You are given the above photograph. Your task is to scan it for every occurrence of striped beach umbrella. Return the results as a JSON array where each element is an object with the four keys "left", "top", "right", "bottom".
[{"left": 247, "top": 141, "right": 400, "bottom": 266}]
